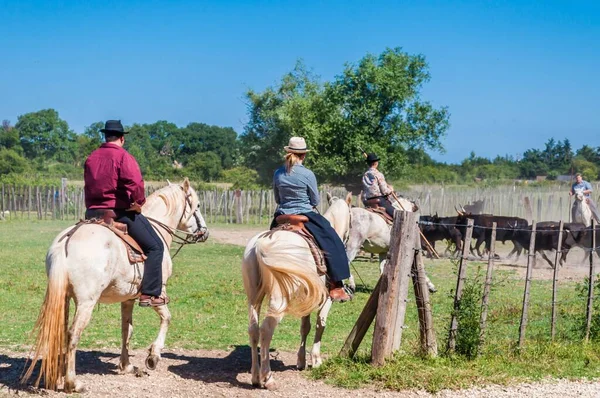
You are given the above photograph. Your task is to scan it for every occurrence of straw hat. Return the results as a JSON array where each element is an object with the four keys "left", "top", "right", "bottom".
[{"left": 284, "top": 137, "right": 310, "bottom": 154}]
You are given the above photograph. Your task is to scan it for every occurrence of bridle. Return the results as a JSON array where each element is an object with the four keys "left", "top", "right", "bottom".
[{"left": 146, "top": 186, "right": 209, "bottom": 258}]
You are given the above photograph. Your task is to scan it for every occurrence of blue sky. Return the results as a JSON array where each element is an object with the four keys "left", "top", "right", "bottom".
[{"left": 1, "top": 0, "right": 599, "bottom": 163}]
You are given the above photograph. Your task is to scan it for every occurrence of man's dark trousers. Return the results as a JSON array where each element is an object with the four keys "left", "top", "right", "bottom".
[{"left": 86, "top": 209, "right": 165, "bottom": 297}]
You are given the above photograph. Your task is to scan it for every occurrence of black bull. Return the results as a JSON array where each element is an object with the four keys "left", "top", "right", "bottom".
[
  {"left": 455, "top": 214, "right": 529, "bottom": 258},
  {"left": 420, "top": 215, "right": 462, "bottom": 256},
  {"left": 512, "top": 222, "right": 600, "bottom": 267}
]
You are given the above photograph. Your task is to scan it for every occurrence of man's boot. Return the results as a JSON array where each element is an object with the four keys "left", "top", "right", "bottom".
[{"left": 329, "top": 281, "right": 351, "bottom": 302}]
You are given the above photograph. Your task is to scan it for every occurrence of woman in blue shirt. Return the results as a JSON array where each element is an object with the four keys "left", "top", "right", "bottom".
[{"left": 271, "top": 137, "right": 351, "bottom": 302}]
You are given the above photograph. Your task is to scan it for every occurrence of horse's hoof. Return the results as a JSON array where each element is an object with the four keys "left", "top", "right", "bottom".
[
  {"left": 252, "top": 381, "right": 261, "bottom": 388},
  {"left": 119, "top": 363, "right": 136, "bottom": 375},
  {"left": 145, "top": 354, "right": 160, "bottom": 370},
  {"left": 65, "top": 379, "right": 85, "bottom": 393},
  {"left": 264, "top": 379, "right": 277, "bottom": 391},
  {"left": 297, "top": 363, "right": 306, "bottom": 371},
  {"left": 74, "top": 380, "right": 87, "bottom": 393}
]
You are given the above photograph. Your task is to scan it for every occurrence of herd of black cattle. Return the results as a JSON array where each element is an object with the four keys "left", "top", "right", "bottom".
[{"left": 419, "top": 212, "right": 600, "bottom": 267}]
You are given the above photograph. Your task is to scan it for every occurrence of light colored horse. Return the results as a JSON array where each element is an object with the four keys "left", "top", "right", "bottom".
[
  {"left": 573, "top": 189, "right": 593, "bottom": 227},
  {"left": 328, "top": 193, "right": 436, "bottom": 293},
  {"left": 241, "top": 195, "right": 352, "bottom": 390},
  {"left": 22, "top": 179, "right": 209, "bottom": 393}
]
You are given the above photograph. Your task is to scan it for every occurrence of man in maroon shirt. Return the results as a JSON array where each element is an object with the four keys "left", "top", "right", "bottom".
[{"left": 84, "top": 120, "right": 167, "bottom": 307}]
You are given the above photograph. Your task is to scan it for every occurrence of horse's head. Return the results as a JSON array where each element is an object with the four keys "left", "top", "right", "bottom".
[
  {"left": 176, "top": 178, "right": 209, "bottom": 243},
  {"left": 324, "top": 192, "right": 352, "bottom": 241},
  {"left": 575, "top": 188, "right": 585, "bottom": 201}
]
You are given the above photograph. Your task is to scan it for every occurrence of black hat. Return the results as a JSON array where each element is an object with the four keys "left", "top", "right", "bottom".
[
  {"left": 366, "top": 153, "right": 380, "bottom": 164},
  {"left": 100, "top": 120, "right": 128, "bottom": 135}
]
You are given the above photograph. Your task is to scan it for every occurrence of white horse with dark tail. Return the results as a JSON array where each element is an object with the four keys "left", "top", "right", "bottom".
[{"left": 22, "top": 179, "right": 208, "bottom": 393}]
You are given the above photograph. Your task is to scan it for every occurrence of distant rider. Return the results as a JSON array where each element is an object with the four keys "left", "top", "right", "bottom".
[
  {"left": 362, "top": 153, "right": 396, "bottom": 218},
  {"left": 270, "top": 137, "right": 352, "bottom": 302},
  {"left": 570, "top": 172, "right": 600, "bottom": 223}
]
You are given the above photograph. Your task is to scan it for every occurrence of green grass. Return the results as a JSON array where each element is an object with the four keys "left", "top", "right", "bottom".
[{"left": 2, "top": 220, "right": 600, "bottom": 392}]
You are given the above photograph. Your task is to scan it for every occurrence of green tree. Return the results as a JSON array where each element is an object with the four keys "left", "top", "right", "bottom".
[
  {"left": 241, "top": 48, "right": 450, "bottom": 184},
  {"left": 15, "top": 109, "right": 77, "bottom": 163},
  {"left": 176, "top": 123, "right": 238, "bottom": 169},
  {"left": 0, "top": 148, "right": 28, "bottom": 174},
  {"left": 186, "top": 151, "right": 222, "bottom": 181}
]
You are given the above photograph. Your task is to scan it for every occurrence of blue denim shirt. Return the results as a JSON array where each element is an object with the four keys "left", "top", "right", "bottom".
[
  {"left": 273, "top": 164, "right": 320, "bottom": 214},
  {"left": 572, "top": 180, "right": 593, "bottom": 197}
]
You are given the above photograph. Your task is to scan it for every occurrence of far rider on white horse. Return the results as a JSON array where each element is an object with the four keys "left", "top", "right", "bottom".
[
  {"left": 362, "top": 153, "right": 396, "bottom": 218},
  {"left": 270, "top": 137, "right": 352, "bottom": 302},
  {"left": 84, "top": 120, "right": 167, "bottom": 307},
  {"left": 570, "top": 172, "right": 600, "bottom": 224}
]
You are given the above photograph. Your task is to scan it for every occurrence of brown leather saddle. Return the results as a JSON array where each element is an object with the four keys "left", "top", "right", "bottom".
[
  {"left": 59, "top": 210, "right": 147, "bottom": 263},
  {"left": 265, "top": 214, "right": 327, "bottom": 276},
  {"left": 364, "top": 198, "right": 394, "bottom": 225}
]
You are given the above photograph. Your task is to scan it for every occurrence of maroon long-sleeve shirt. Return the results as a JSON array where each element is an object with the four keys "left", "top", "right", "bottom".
[{"left": 84, "top": 143, "right": 146, "bottom": 209}]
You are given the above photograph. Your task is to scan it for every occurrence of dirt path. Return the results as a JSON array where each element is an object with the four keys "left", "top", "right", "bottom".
[
  {"left": 2, "top": 348, "right": 600, "bottom": 397},
  {"left": 208, "top": 226, "right": 266, "bottom": 247}
]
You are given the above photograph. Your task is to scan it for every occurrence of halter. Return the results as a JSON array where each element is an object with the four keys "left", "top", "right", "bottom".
[{"left": 146, "top": 186, "right": 208, "bottom": 258}]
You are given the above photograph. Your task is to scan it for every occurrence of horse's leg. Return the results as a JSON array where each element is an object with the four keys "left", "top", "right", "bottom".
[
  {"left": 379, "top": 253, "right": 387, "bottom": 274},
  {"left": 259, "top": 312, "right": 282, "bottom": 390},
  {"left": 345, "top": 226, "right": 368, "bottom": 292},
  {"left": 146, "top": 304, "right": 171, "bottom": 370},
  {"left": 248, "top": 303, "right": 261, "bottom": 387},
  {"left": 311, "top": 297, "right": 332, "bottom": 368},
  {"left": 119, "top": 300, "right": 136, "bottom": 374},
  {"left": 296, "top": 316, "right": 311, "bottom": 370},
  {"left": 64, "top": 301, "right": 95, "bottom": 393}
]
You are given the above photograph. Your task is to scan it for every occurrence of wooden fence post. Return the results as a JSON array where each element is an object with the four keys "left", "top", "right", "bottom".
[
  {"left": 479, "top": 222, "right": 496, "bottom": 347},
  {"left": 551, "top": 221, "right": 564, "bottom": 340},
  {"left": 585, "top": 219, "right": 597, "bottom": 342},
  {"left": 371, "top": 211, "right": 419, "bottom": 366},
  {"left": 518, "top": 221, "right": 537, "bottom": 349},
  {"left": 412, "top": 250, "right": 438, "bottom": 357},
  {"left": 235, "top": 189, "right": 242, "bottom": 224},
  {"left": 447, "top": 218, "right": 474, "bottom": 353}
]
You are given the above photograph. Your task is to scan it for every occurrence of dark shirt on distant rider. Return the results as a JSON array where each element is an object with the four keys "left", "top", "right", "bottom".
[{"left": 84, "top": 143, "right": 146, "bottom": 209}]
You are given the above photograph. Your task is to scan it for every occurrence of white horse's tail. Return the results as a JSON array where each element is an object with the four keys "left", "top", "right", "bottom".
[
  {"left": 254, "top": 233, "right": 327, "bottom": 317},
  {"left": 21, "top": 241, "right": 70, "bottom": 390}
]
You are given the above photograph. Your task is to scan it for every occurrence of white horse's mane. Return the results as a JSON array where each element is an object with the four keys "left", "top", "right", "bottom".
[{"left": 144, "top": 184, "right": 187, "bottom": 218}]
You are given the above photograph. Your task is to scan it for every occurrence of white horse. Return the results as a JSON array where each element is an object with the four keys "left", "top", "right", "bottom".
[
  {"left": 328, "top": 193, "right": 436, "bottom": 293},
  {"left": 241, "top": 195, "right": 352, "bottom": 390},
  {"left": 573, "top": 189, "right": 593, "bottom": 227},
  {"left": 22, "top": 179, "right": 209, "bottom": 392}
]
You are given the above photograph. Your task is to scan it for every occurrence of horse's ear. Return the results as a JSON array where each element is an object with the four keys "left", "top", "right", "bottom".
[
  {"left": 166, "top": 179, "right": 173, "bottom": 186},
  {"left": 345, "top": 192, "right": 353, "bottom": 205},
  {"left": 326, "top": 192, "right": 333, "bottom": 204},
  {"left": 182, "top": 177, "right": 190, "bottom": 192}
]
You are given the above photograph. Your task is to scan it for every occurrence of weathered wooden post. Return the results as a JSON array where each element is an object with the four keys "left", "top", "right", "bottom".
[
  {"left": 371, "top": 211, "right": 419, "bottom": 366},
  {"left": 585, "top": 219, "right": 597, "bottom": 342},
  {"left": 447, "top": 218, "right": 474, "bottom": 353},
  {"left": 479, "top": 222, "right": 496, "bottom": 347},
  {"left": 235, "top": 189, "right": 242, "bottom": 224},
  {"left": 518, "top": 221, "right": 537, "bottom": 349},
  {"left": 412, "top": 250, "right": 438, "bottom": 357},
  {"left": 551, "top": 221, "right": 564, "bottom": 340}
]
